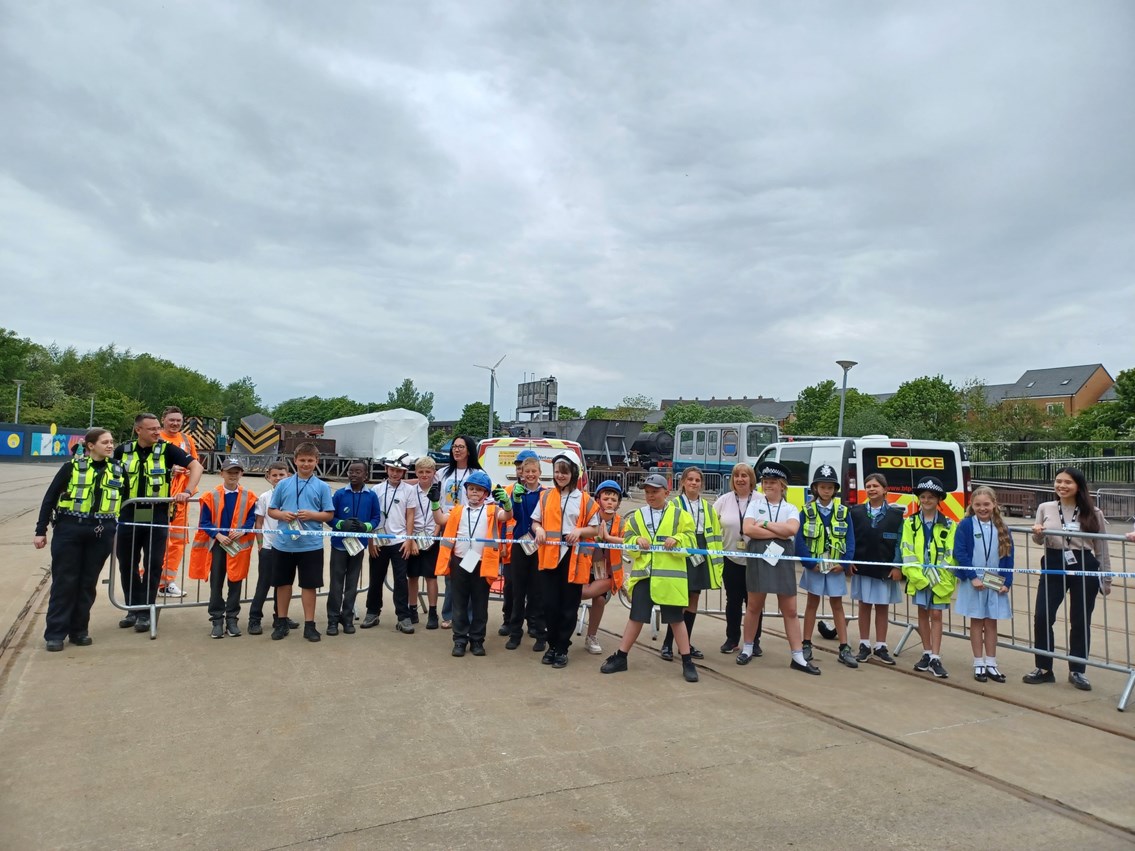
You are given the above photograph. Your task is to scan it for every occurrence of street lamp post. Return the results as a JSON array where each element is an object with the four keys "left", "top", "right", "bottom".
[
  {"left": 836, "top": 360, "right": 857, "bottom": 437},
  {"left": 13, "top": 379, "right": 25, "bottom": 424},
  {"left": 89, "top": 393, "right": 96, "bottom": 428}
]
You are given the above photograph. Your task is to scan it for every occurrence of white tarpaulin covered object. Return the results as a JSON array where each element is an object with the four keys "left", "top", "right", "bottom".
[{"left": 322, "top": 409, "right": 429, "bottom": 460}]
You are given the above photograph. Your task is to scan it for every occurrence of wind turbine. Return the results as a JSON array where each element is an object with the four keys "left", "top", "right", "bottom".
[{"left": 473, "top": 355, "right": 506, "bottom": 438}]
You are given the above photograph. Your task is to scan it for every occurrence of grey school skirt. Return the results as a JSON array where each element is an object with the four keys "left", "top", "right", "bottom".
[
  {"left": 686, "top": 532, "right": 711, "bottom": 592},
  {"left": 745, "top": 537, "right": 798, "bottom": 596}
]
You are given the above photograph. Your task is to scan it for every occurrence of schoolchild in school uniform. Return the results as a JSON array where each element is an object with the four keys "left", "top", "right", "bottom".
[
  {"left": 660, "top": 467, "right": 723, "bottom": 661},
  {"left": 363, "top": 455, "right": 415, "bottom": 633},
  {"left": 580, "top": 480, "right": 626, "bottom": 656},
  {"left": 326, "top": 460, "right": 382, "bottom": 636},
  {"left": 953, "top": 486, "right": 1014, "bottom": 683},
  {"left": 497, "top": 454, "right": 527, "bottom": 637},
  {"left": 504, "top": 450, "right": 547, "bottom": 651},
  {"left": 796, "top": 465, "right": 859, "bottom": 668},
  {"left": 267, "top": 443, "right": 335, "bottom": 642},
  {"left": 600, "top": 473, "right": 699, "bottom": 682},
  {"left": 738, "top": 461, "right": 818, "bottom": 674},
  {"left": 900, "top": 476, "right": 958, "bottom": 679},
  {"left": 433, "top": 471, "right": 511, "bottom": 657},
  {"left": 249, "top": 461, "right": 294, "bottom": 635},
  {"left": 531, "top": 454, "right": 600, "bottom": 668},
  {"left": 406, "top": 456, "right": 442, "bottom": 630},
  {"left": 187, "top": 458, "right": 258, "bottom": 639},
  {"left": 848, "top": 473, "right": 904, "bottom": 664}
]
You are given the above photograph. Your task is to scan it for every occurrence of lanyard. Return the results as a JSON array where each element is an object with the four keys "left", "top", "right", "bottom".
[
  {"left": 643, "top": 507, "right": 661, "bottom": 540},
  {"left": 735, "top": 495, "right": 751, "bottom": 525},
  {"left": 682, "top": 495, "right": 703, "bottom": 531},
  {"left": 414, "top": 487, "right": 429, "bottom": 524},
  {"left": 380, "top": 483, "right": 398, "bottom": 517},
  {"left": 465, "top": 504, "right": 486, "bottom": 542},
  {"left": 450, "top": 469, "right": 467, "bottom": 506},
  {"left": 868, "top": 503, "right": 885, "bottom": 527},
  {"left": 976, "top": 519, "right": 993, "bottom": 566},
  {"left": 921, "top": 514, "right": 938, "bottom": 561},
  {"left": 1057, "top": 503, "right": 1078, "bottom": 528},
  {"left": 559, "top": 489, "right": 574, "bottom": 533},
  {"left": 295, "top": 476, "right": 312, "bottom": 506},
  {"left": 766, "top": 500, "right": 784, "bottom": 523}
]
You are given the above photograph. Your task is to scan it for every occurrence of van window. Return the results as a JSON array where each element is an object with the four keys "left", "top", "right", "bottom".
[
  {"left": 778, "top": 445, "right": 811, "bottom": 486},
  {"left": 707, "top": 430, "right": 718, "bottom": 459},
  {"left": 746, "top": 423, "right": 778, "bottom": 457},
  {"left": 722, "top": 428, "right": 738, "bottom": 457},
  {"left": 679, "top": 429, "right": 693, "bottom": 455},
  {"left": 860, "top": 447, "right": 958, "bottom": 494},
  {"left": 695, "top": 430, "right": 706, "bottom": 456}
]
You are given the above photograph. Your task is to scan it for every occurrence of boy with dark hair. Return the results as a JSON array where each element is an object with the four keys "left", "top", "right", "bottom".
[
  {"left": 268, "top": 443, "right": 335, "bottom": 642},
  {"left": 249, "top": 461, "right": 292, "bottom": 635},
  {"left": 327, "top": 461, "right": 381, "bottom": 635}
]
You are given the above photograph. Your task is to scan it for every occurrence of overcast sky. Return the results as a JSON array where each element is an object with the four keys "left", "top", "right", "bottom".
[{"left": 2, "top": 1, "right": 1133, "bottom": 418}]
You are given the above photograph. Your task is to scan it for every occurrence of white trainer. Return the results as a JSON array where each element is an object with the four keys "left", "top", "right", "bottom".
[
  {"left": 584, "top": 634, "right": 603, "bottom": 655},
  {"left": 159, "top": 582, "right": 187, "bottom": 598}
]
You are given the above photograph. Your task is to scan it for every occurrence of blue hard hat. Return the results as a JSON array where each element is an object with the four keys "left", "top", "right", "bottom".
[
  {"left": 515, "top": 449, "right": 540, "bottom": 464},
  {"left": 464, "top": 470, "right": 493, "bottom": 492},
  {"left": 595, "top": 480, "right": 623, "bottom": 497}
]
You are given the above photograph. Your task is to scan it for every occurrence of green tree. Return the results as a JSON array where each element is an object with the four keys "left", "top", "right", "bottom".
[
  {"left": 610, "top": 394, "right": 655, "bottom": 420},
  {"left": 584, "top": 405, "right": 609, "bottom": 420},
  {"left": 452, "top": 401, "right": 504, "bottom": 439},
  {"left": 786, "top": 380, "right": 837, "bottom": 435},
  {"left": 883, "top": 375, "right": 962, "bottom": 441},
  {"left": 429, "top": 428, "right": 451, "bottom": 450},
  {"left": 386, "top": 378, "right": 434, "bottom": 420},
  {"left": 272, "top": 396, "right": 370, "bottom": 424},
  {"left": 659, "top": 402, "right": 710, "bottom": 435},
  {"left": 220, "top": 376, "right": 263, "bottom": 421},
  {"left": 557, "top": 405, "right": 582, "bottom": 419},
  {"left": 703, "top": 404, "right": 756, "bottom": 424}
]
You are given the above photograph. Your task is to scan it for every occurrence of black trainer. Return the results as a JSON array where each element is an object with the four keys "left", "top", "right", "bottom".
[
  {"left": 552, "top": 653, "right": 568, "bottom": 669},
  {"left": 271, "top": 620, "right": 289, "bottom": 640},
  {"left": 720, "top": 640, "right": 739, "bottom": 654},
  {"left": 211, "top": 621, "right": 224, "bottom": 639},
  {"left": 600, "top": 653, "right": 627, "bottom": 674},
  {"left": 837, "top": 645, "right": 859, "bottom": 668},
  {"left": 682, "top": 660, "right": 699, "bottom": 682},
  {"left": 505, "top": 635, "right": 522, "bottom": 650},
  {"left": 928, "top": 658, "right": 948, "bottom": 679},
  {"left": 873, "top": 646, "right": 896, "bottom": 666},
  {"left": 497, "top": 624, "right": 510, "bottom": 636},
  {"left": 471, "top": 642, "right": 486, "bottom": 657},
  {"left": 854, "top": 644, "right": 872, "bottom": 664},
  {"left": 533, "top": 638, "right": 547, "bottom": 654},
  {"left": 541, "top": 648, "right": 556, "bottom": 665},
  {"left": 303, "top": 623, "right": 321, "bottom": 643},
  {"left": 342, "top": 617, "right": 356, "bottom": 635},
  {"left": 118, "top": 614, "right": 137, "bottom": 629},
  {"left": 248, "top": 618, "right": 263, "bottom": 636},
  {"left": 914, "top": 653, "right": 931, "bottom": 672},
  {"left": 226, "top": 617, "right": 241, "bottom": 637},
  {"left": 326, "top": 621, "right": 339, "bottom": 636},
  {"left": 452, "top": 643, "right": 467, "bottom": 657}
]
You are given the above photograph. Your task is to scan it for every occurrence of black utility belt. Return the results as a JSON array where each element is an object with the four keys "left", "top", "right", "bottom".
[{"left": 56, "top": 513, "right": 117, "bottom": 525}]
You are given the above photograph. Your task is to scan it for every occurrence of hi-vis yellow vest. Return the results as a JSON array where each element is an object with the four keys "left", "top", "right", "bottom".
[
  {"left": 56, "top": 456, "right": 124, "bottom": 516},
  {"left": 623, "top": 504, "right": 695, "bottom": 606},
  {"left": 800, "top": 499, "right": 851, "bottom": 560},
  {"left": 669, "top": 495, "right": 724, "bottom": 589},
  {"left": 120, "top": 440, "right": 171, "bottom": 499}
]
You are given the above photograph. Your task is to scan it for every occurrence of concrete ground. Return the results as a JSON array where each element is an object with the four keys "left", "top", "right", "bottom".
[{"left": 1, "top": 463, "right": 1134, "bottom": 850}]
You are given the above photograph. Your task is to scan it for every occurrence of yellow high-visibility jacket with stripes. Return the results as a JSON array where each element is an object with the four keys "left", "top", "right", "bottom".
[
  {"left": 668, "top": 495, "right": 724, "bottom": 589},
  {"left": 623, "top": 503, "right": 696, "bottom": 606},
  {"left": 900, "top": 513, "right": 958, "bottom": 605}
]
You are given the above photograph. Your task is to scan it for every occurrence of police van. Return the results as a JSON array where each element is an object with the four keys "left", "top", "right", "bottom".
[
  {"left": 672, "top": 421, "right": 780, "bottom": 476},
  {"left": 754, "top": 436, "right": 970, "bottom": 520},
  {"left": 477, "top": 437, "right": 588, "bottom": 492}
]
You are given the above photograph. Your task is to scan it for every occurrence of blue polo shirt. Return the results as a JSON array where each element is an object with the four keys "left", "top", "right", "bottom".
[{"left": 269, "top": 474, "right": 335, "bottom": 553}]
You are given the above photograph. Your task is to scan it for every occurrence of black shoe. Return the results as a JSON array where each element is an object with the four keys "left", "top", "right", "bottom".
[
  {"left": 426, "top": 612, "right": 439, "bottom": 630},
  {"left": 541, "top": 648, "right": 556, "bottom": 665},
  {"left": 409, "top": 610, "right": 420, "bottom": 625},
  {"left": 68, "top": 633, "right": 93, "bottom": 647},
  {"left": 452, "top": 643, "right": 467, "bottom": 657},
  {"left": 974, "top": 667, "right": 988, "bottom": 683},
  {"left": 471, "top": 642, "right": 486, "bottom": 657},
  {"left": 118, "top": 614, "right": 137, "bottom": 629},
  {"left": 342, "top": 618, "right": 356, "bottom": 635},
  {"left": 660, "top": 645, "right": 674, "bottom": 662},
  {"left": 689, "top": 645, "right": 704, "bottom": 660},
  {"left": 752, "top": 642, "right": 763, "bottom": 657},
  {"left": 271, "top": 621, "right": 289, "bottom": 640},
  {"left": 533, "top": 639, "right": 547, "bottom": 654},
  {"left": 1068, "top": 672, "right": 1092, "bottom": 691},
  {"left": 928, "top": 658, "right": 949, "bottom": 679},
  {"left": 303, "top": 623, "right": 321, "bottom": 642},
  {"left": 528, "top": 628, "right": 538, "bottom": 639},
  {"left": 802, "top": 640, "right": 813, "bottom": 662},
  {"left": 854, "top": 644, "right": 872, "bottom": 664},
  {"left": 736, "top": 652, "right": 754, "bottom": 666},
  {"left": 45, "top": 639, "right": 65, "bottom": 652},
  {"left": 986, "top": 666, "right": 1006, "bottom": 683},
  {"left": 914, "top": 653, "right": 931, "bottom": 672},
  {"left": 134, "top": 615, "right": 151, "bottom": 633},
  {"left": 505, "top": 635, "right": 522, "bottom": 650},
  {"left": 873, "top": 646, "right": 896, "bottom": 666},
  {"left": 817, "top": 621, "right": 838, "bottom": 640},
  {"left": 248, "top": 619, "right": 263, "bottom": 636},
  {"left": 211, "top": 621, "right": 224, "bottom": 639},
  {"left": 720, "top": 640, "right": 739, "bottom": 654},
  {"left": 1022, "top": 668, "right": 1055, "bottom": 684},
  {"left": 497, "top": 624, "right": 510, "bottom": 636},
  {"left": 837, "top": 645, "right": 859, "bottom": 669},
  {"left": 326, "top": 621, "right": 339, "bottom": 636},
  {"left": 682, "top": 660, "right": 699, "bottom": 682},
  {"left": 286, "top": 618, "right": 300, "bottom": 630},
  {"left": 790, "top": 659, "right": 822, "bottom": 675},
  {"left": 226, "top": 618, "right": 241, "bottom": 637},
  {"left": 360, "top": 613, "right": 379, "bottom": 629},
  {"left": 552, "top": 652, "right": 569, "bottom": 668},
  {"left": 600, "top": 653, "right": 628, "bottom": 674}
]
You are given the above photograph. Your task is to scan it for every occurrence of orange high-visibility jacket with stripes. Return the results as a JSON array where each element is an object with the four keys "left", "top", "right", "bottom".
[
  {"left": 188, "top": 486, "right": 257, "bottom": 582},
  {"left": 536, "top": 488, "right": 598, "bottom": 583},
  {"left": 160, "top": 430, "right": 199, "bottom": 495},
  {"left": 580, "top": 513, "right": 626, "bottom": 590},
  {"left": 435, "top": 503, "right": 501, "bottom": 583}
]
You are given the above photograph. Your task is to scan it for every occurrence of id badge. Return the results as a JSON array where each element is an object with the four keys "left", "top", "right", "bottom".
[
  {"left": 817, "top": 559, "right": 833, "bottom": 575},
  {"left": 517, "top": 533, "right": 539, "bottom": 556},
  {"left": 982, "top": 571, "right": 1005, "bottom": 591},
  {"left": 689, "top": 553, "right": 706, "bottom": 568},
  {"left": 1063, "top": 549, "right": 1078, "bottom": 566},
  {"left": 287, "top": 519, "right": 303, "bottom": 541},
  {"left": 760, "top": 542, "right": 784, "bottom": 566},
  {"left": 925, "top": 566, "right": 941, "bottom": 586},
  {"left": 1063, "top": 521, "right": 1080, "bottom": 533},
  {"left": 459, "top": 550, "right": 480, "bottom": 573},
  {"left": 343, "top": 537, "right": 364, "bottom": 557}
]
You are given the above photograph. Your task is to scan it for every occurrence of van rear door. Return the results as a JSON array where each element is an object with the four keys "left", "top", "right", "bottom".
[{"left": 857, "top": 441, "right": 965, "bottom": 520}]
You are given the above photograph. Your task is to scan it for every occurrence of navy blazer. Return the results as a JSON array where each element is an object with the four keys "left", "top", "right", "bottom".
[{"left": 952, "top": 516, "right": 1015, "bottom": 587}]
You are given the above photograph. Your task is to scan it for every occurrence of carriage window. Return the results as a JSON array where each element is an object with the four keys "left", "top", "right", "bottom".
[
  {"left": 678, "top": 430, "right": 693, "bottom": 455},
  {"left": 695, "top": 430, "right": 706, "bottom": 455},
  {"left": 722, "top": 429, "right": 738, "bottom": 457},
  {"left": 707, "top": 430, "right": 718, "bottom": 458}
]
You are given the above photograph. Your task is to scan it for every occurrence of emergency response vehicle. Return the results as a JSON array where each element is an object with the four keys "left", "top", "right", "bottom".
[
  {"left": 754, "top": 436, "right": 971, "bottom": 520},
  {"left": 477, "top": 437, "right": 588, "bottom": 492},
  {"left": 672, "top": 422, "right": 780, "bottom": 476}
]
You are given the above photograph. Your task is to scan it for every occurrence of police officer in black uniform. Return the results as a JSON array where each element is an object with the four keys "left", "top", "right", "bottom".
[
  {"left": 114, "top": 412, "right": 203, "bottom": 633},
  {"left": 33, "top": 428, "right": 125, "bottom": 651}
]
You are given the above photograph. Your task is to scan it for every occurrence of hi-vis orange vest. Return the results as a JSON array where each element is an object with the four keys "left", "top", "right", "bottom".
[
  {"left": 188, "top": 487, "right": 257, "bottom": 582},
  {"left": 578, "top": 513, "right": 626, "bottom": 590},
  {"left": 160, "top": 430, "right": 198, "bottom": 496},
  {"left": 435, "top": 503, "right": 501, "bottom": 583},
  {"left": 536, "top": 488, "right": 598, "bottom": 583}
]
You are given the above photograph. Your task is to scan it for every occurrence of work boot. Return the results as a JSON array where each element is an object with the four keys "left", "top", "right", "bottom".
[{"left": 45, "top": 639, "right": 65, "bottom": 652}]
